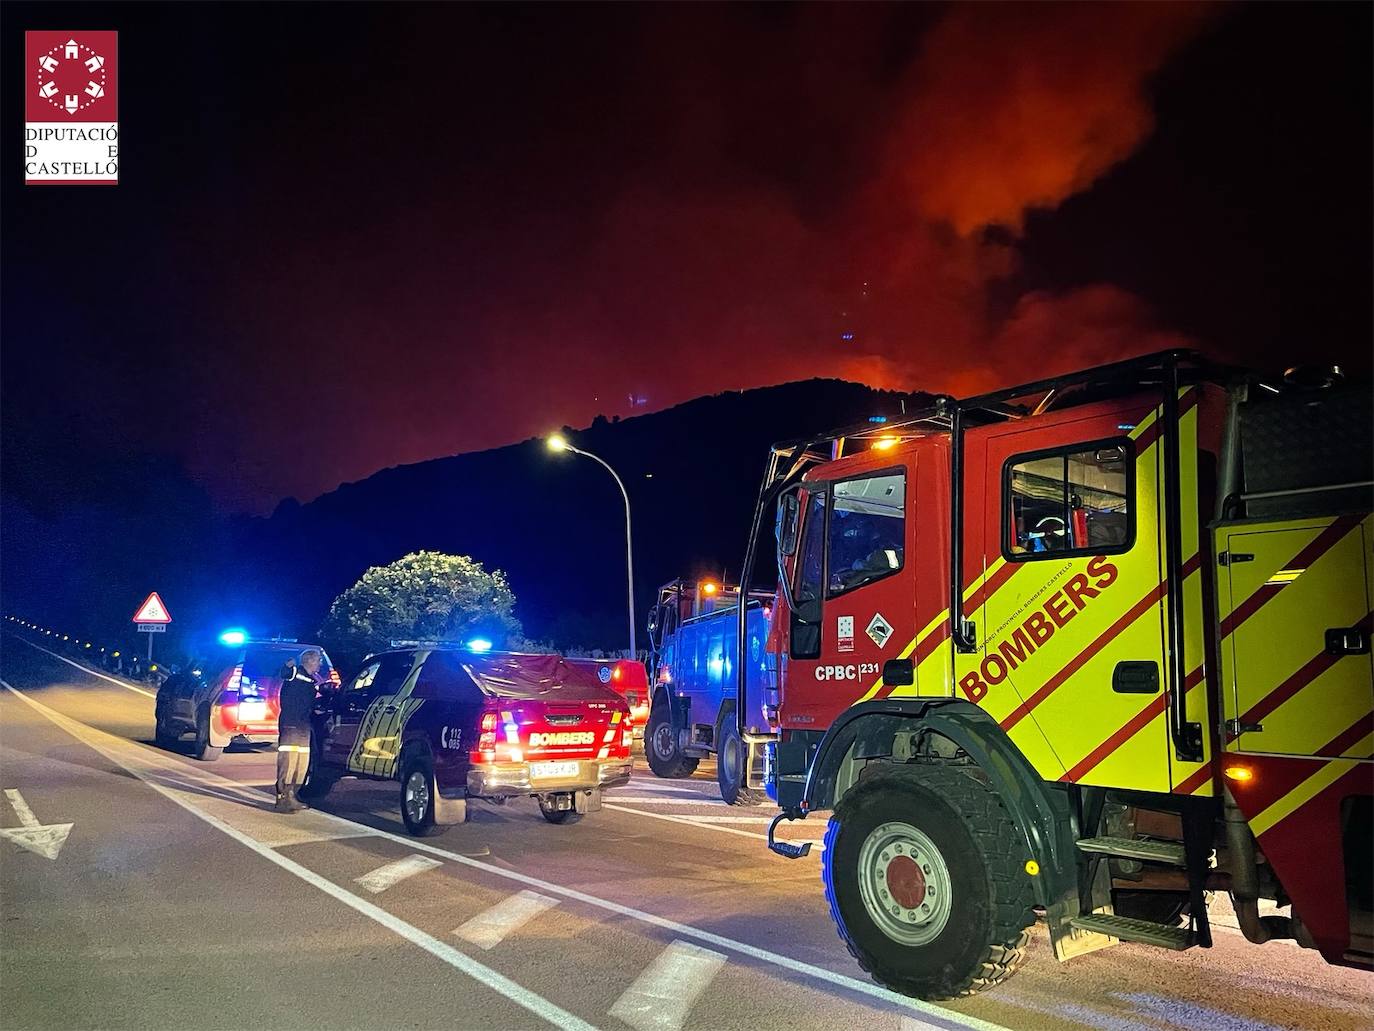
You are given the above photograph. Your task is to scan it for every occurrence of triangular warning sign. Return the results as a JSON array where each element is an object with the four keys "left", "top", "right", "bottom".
[{"left": 132, "top": 591, "right": 172, "bottom": 624}]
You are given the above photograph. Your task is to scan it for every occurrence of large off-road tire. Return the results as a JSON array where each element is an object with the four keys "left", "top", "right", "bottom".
[
  {"left": 399, "top": 753, "right": 444, "bottom": 837},
  {"left": 823, "top": 765, "right": 1035, "bottom": 1000},
  {"left": 194, "top": 707, "right": 222, "bottom": 762},
  {"left": 646, "top": 694, "right": 699, "bottom": 779},
  {"left": 716, "top": 704, "right": 765, "bottom": 806}
]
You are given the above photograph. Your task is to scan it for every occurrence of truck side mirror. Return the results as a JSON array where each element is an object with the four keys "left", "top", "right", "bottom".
[{"left": 776, "top": 492, "right": 800, "bottom": 557}]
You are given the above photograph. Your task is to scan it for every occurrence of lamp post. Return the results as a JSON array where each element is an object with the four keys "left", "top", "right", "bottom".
[{"left": 547, "top": 435, "right": 636, "bottom": 659}]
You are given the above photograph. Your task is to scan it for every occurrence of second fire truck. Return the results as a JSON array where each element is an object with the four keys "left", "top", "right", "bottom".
[{"left": 734, "top": 351, "right": 1372, "bottom": 998}]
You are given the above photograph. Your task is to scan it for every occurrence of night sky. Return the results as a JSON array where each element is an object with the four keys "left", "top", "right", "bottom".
[{"left": 3, "top": 2, "right": 1370, "bottom": 515}]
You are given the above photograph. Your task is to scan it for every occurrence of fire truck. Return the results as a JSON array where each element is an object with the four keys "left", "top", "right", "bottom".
[
  {"left": 643, "top": 578, "right": 775, "bottom": 803},
  {"left": 735, "top": 351, "right": 1372, "bottom": 999}
]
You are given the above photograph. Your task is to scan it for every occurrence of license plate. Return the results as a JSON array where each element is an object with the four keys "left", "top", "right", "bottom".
[
  {"left": 238, "top": 701, "right": 268, "bottom": 721},
  {"left": 530, "top": 761, "right": 579, "bottom": 780}
]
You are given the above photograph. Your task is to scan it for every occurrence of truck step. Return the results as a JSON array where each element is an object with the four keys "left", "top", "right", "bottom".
[
  {"left": 1076, "top": 836, "right": 1187, "bottom": 866},
  {"left": 1069, "top": 914, "right": 1195, "bottom": 950}
]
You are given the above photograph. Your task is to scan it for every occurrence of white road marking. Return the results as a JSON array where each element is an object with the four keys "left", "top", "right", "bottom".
[
  {"left": 1, "top": 788, "right": 73, "bottom": 860},
  {"left": 606, "top": 796, "right": 729, "bottom": 805},
  {"left": 900, "top": 1015, "right": 961, "bottom": 1031},
  {"left": 5, "top": 788, "right": 40, "bottom": 827},
  {"left": 10, "top": 636, "right": 156, "bottom": 698},
  {"left": 618, "top": 782, "right": 712, "bottom": 795},
  {"left": 354, "top": 854, "right": 443, "bottom": 893},
  {"left": 669, "top": 815, "right": 775, "bottom": 824},
  {"left": 0, "top": 681, "right": 597, "bottom": 1031},
  {"left": 455, "top": 889, "right": 561, "bottom": 949},
  {"left": 604, "top": 801, "right": 827, "bottom": 852},
  {"left": 2, "top": 675, "right": 1009, "bottom": 1031},
  {"left": 608, "top": 939, "right": 727, "bottom": 1031}
]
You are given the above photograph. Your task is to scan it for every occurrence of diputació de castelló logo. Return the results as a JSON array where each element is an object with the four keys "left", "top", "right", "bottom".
[{"left": 25, "top": 31, "right": 119, "bottom": 185}]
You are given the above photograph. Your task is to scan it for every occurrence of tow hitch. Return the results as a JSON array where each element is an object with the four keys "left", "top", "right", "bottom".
[{"left": 767, "top": 809, "right": 812, "bottom": 859}]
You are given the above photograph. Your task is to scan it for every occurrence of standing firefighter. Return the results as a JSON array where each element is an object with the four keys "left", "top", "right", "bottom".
[{"left": 276, "top": 649, "right": 321, "bottom": 812}]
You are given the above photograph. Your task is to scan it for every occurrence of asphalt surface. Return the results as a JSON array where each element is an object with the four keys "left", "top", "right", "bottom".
[{"left": 1, "top": 632, "right": 1371, "bottom": 1031}]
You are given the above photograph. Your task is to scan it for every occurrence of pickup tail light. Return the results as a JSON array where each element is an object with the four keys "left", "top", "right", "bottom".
[{"left": 472, "top": 710, "right": 498, "bottom": 762}]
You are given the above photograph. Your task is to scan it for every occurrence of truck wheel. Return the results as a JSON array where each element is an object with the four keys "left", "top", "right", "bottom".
[
  {"left": 823, "top": 766, "right": 1035, "bottom": 1000},
  {"left": 716, "top": 705, "right": 765, "bottom": 806},
  {"left": 399, "top": 754, "right": 444, "bottom": 837},
  {"left": 194, "top": 707, "right": 222, "bottom": 762},
  {"left": 646, "top": 695, "right": 699, "bottom": 779},
  {"left": 154, "top": 715, "right": 178, "bottom": 749}
]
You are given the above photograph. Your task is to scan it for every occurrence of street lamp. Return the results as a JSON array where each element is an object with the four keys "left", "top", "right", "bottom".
[{"left": 547, "top": 434, "right": 636, "bottom": 658}]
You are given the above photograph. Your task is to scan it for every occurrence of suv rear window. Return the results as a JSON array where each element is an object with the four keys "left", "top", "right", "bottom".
[
  {"left": 243, "top": 646, "right": 334, "bottom": 681},
  {"left": 413, "top": 651, "right": 483, "bottom": 702}
]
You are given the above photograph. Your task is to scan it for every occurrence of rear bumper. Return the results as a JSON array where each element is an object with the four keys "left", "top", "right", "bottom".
[{"left": 468, "top": 758, "right": 633, "bottom": 797}]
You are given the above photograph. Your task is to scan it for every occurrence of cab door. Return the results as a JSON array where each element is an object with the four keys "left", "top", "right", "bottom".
[
  {"left": 1218, "top": 516, "right": 1373, "bottom": 759},
  {"left": 971, "top": 400, "right": 1172, "bottom": 790},
  {"left": 323, "top": 652, "right": 414, "bottom": 771},
  {"left": 782, "top": 462, "right": 914, "bottom": 729}
]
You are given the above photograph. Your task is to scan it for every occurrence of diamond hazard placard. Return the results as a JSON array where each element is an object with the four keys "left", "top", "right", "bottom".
[
  {"left": 25, "top": 31, "right": 118, "bottom": 185},
  {"left": 133, "top": 592, "right": 171, "bottom": 624}
]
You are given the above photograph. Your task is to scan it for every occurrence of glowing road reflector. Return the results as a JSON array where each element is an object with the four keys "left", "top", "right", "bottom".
[
  {"left": 1024, "top": 859, "right": 1040, "bottom": 876},
  {"left": 1224, "top": 765, "right": 1255, "bottom": 784}
]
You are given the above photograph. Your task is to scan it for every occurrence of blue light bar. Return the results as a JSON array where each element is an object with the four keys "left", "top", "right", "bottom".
[
  {"left": 467, "top": 637, "right": 493, "bottom": 653},
  {"left": 868, "top": 415, "right": 888, "bottom": 424},
  {"left": 218, "top": 629, "right": 248, "bottom": 646}
]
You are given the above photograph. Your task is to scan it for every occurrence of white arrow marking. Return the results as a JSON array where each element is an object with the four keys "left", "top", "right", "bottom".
[
  {"left": 85, "top": 55, "right": 104, "bottom": 73},
  {"left": 1, "top": 789, "right": 73, "bottom": 860},
  {"left": 39, "top": 82, "right": 57, "bottom": 98},
  {"left": 40, "top": 55, "right": 57, "bottom": 73},
  {"left": 64, "top": 95, "right": 79, "bottom": 113}
]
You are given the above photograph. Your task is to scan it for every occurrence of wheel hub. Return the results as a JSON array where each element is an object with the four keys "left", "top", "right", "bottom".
[
  {"left": 652, "top": 724, "right": 675, "bottom": 760},
  {"left": 404, "top": 771, "right": 429, "bottom": 822},
  {"left": 884, "top": 854, "right": 927, "bottom": 909},
  {"left": 856, "top": 821, "right": 953, "bottom": 946}
]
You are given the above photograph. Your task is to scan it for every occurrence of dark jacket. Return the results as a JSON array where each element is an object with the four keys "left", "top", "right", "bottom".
[{"left": 278, "top": 665, "right": 318, "bottom": 746}]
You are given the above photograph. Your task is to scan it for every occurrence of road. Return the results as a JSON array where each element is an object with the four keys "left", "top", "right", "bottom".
[{"left": 1, "top": 632, "right": 1370, "bottom": 1031}]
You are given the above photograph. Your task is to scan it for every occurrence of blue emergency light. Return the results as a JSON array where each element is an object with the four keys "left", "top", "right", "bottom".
[
  {"left": 467, "top": 638, "right": 493, "bottom": 653},
  {"left": 218, "top": 628, "right": 248, "bottom": 646}
]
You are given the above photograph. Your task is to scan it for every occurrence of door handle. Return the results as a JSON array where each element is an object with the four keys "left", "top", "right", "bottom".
[
  {"left": 1112, "top": 661, "right": 1160, "bottom": 694},
  {"left": 1326, "top": 627, "right": 1370, "bottom": 656}
]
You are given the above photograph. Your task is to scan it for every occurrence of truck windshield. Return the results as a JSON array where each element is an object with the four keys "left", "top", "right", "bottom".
[{"left": 827, "top": 472, "right": 905, "bottom": 596}]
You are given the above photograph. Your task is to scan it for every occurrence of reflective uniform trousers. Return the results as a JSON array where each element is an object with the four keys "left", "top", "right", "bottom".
[{"left": 275, "top": 740, "right": 310, "bottom": 807}]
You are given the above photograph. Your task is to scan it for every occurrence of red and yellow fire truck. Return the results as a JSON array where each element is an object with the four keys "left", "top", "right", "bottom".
[{"left": 737, "top": 351, "right": 1372, "bottom": 998}]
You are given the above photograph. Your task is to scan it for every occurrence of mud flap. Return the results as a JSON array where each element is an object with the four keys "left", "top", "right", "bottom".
[
  {"left": 433, "top": 793, "right": 468, "bottom": 826},
  {"left": 574, "top": 788, "right": 602, "bottom": 815},
  {"left": 1049, "top": 850, "right": 1119, "bottom": 960}
]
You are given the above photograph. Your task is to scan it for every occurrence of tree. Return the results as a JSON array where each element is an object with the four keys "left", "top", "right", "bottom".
[{"left": 321, "top": 551, "right": 522, "bottom": 666}]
